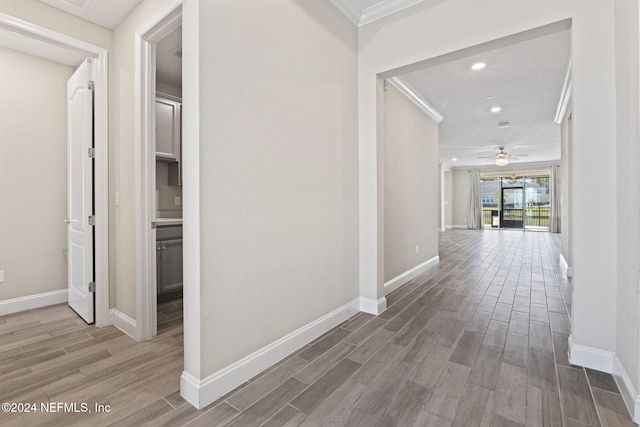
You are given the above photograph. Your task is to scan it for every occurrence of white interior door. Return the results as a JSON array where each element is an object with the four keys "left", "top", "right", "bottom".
[{"left": 67, "top": 58, "right": 95, "bottom": 324}]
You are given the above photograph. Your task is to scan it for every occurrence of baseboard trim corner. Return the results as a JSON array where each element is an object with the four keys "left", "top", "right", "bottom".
[
  {"left": 568, "top": 338, "right": 640, "bottom": 422},
  {"left": 568, "top": 335, "right": 614, "bottom": 373},
  {"left": 612, "top": 354, "right": 640, "bottom": 423},
  {"left": 110, "top": 308, "right": 138, "bottom": 340},
  {"left": 384, "top": 255, "right": 440, "bottom": 295},
  {"left": 559, "top": 254, "right": 573, "bottom": 277},
  {"left": 183, "top": 297, "right": 360, "bottom": 409},
  {"left": 180, "top": 371, "right": 201, "bottom": 409},
  {"left": 0, "top": 289, "right": 67, "bottom": 316},
  {"left": 359, "top": 296, "right": 387, "bottom": 315}
]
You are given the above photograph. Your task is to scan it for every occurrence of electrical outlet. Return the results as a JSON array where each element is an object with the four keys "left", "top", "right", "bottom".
[
  {"left": 115, "top": 192, "right": 120, "bottom": 207},
  {"left": 174, "top": 196, "right": 181, "bottom": 206},
  {"left": 0, "top": 270, "right": 4, "bottom": 283},
  {"left": 416, "top": 245, "right": 419, "bottom": 254}
]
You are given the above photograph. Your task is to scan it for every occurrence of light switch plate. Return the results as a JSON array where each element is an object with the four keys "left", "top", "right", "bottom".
[
  {"left": 175, "top": 196, "right": 181, "bottom": 206},
  {"left": 0, "top": 270, "right": 4, "bottom": 283}
]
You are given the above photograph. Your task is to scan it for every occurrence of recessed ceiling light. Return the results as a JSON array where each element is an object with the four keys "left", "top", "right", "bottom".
[
  {"left": 498, "top": 121, "right": 510, "bottom": 128},
  {"left": 452, "top": 158, "right": 457, "bottom": 161},
  {"left": 490, "top": 107, "right": 502, "bottom": 113},
  {"left": 485, "top": 96, "right": 495, "bottom": 100},
  {"left": 471, "top": 62, "right": 486, "bottom": 71}
]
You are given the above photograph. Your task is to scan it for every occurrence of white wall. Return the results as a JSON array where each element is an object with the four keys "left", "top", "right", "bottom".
[
  {"left": 196, "top": 0, "right": 358, "bottom": 376},
  {"left": 444, "top": 170, "right": 453, "bottom": 228},
  {"left": 0, "top": 47, "right": 74, "bottom": 301},
  {"left": 614, "top": 0, "right": 640, "bottom": 393},
  {"left": 452, "top": 170, "right": 470, "bottom": 227},
  {"left": 357, "top": 0, "right": 618, "bottom": 360},
  {"left": 559, "top": 106, "right": 573, "bottom": 270},
  {"left": 383, "top": 84, "right": 439, "bottom": 282}
]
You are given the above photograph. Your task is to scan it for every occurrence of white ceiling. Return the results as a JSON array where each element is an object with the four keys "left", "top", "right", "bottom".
[
  {"left": 156, "top": 26, "right": 182, "bottom": 88},
  {"left": 37, "top": 0, "right": 143, "bottom": 29},
  {"left": 399, "top": 29, "right": 571, "bottom": 168}
]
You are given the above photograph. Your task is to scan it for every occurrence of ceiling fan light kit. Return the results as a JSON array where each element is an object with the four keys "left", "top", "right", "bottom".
[
  {"left": 495, "top": 146, "right": 510, "bottom": 166},
  {"left": 495, "top": 155, "right": 509, "bottom": 167}
]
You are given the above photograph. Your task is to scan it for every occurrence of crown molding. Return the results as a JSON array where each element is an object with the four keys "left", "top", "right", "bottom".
[
  {"left": 554, "top": 61, "right": 572, "bottom": 124},
  {"left": 330, "top": 0, "right": 427, "bottom": 27},
  {"left": 387, "top": 77, "right": 444, "bottom": 123},
  {"left": 361, "top": 0, "right": 426, "bottom": 26}
]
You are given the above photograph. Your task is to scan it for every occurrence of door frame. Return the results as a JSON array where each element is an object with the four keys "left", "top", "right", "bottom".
[
  {"left": 500, "top": 186, "right": 525, "bottom": 229},
  {"left": 135, "top": 0, "right": 183, "bottom": 341},
  {"left": 0, "top": 12, "right": 110, "bottom": 326}
]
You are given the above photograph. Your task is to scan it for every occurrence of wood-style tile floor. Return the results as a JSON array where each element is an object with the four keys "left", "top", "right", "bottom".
[{"left": 0, "top": 230, "right": 636, "bottom": 426}]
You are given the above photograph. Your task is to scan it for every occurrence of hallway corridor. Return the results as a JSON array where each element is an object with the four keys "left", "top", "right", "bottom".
[{"left": 0, "top": 231, "right": 634, "bottom": 426}]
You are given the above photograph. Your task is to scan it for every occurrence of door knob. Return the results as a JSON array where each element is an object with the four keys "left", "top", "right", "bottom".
[{"left": 63, "top": 219, "right": 79, "bottom": 224}]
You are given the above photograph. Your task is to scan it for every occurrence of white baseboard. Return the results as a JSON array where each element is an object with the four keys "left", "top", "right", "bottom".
[
  {"left": 613, "top": 354, "right": 640, "bottom": 423},
  {"left": 384, "top": 256, "right": 440, "bottom": 295},
  {"left": 568, "top": 335, "right": 614, "bottom": 373},
  {"left": 559, "top": 254, "right": 573, "bottom": 277},
  {"left": 559, "top": 253, "right": 568, "bottom": 270},
  {"left": 110, "top": 308, "right": 138, "bottom": 339},
  {"left": 180, "top": 297, "right": 361, "bottom": 409},
  {"left": 568, "top": 337, "right": 640, "bottom": 422},
  {"left": 445, "top": 225, "right": 453, "bottom": 230},
  {"left": 359, "top": 296, "right": 387, "bottom": 315},
  {"left": 0, "top": 289, "right": 67, "bottom": 316},
  {"left": 452, "top": 224, "right": 467, "bottom": 229}
]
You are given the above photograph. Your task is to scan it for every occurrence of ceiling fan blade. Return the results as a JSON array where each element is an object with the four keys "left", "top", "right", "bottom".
[
  {"left": 477, "top": 156, "right": 497, "bottom": 159},
  {"left": 509, "top": 157, "right": 520, "bottom": 161}
]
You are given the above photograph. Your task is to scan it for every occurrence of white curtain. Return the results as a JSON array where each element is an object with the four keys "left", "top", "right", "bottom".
[
  {"left": 467, "top": 170, "right": 483, "bottom": 229},
  {"left": 550, "top": 165, "right": 561, "bottom": 233}
]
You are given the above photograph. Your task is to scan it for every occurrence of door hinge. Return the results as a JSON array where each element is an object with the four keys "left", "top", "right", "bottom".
[
  {"left": 88, "top": 282, "right": 96, "bottom": 292},
  {"left": 88, "top": 80, "right": 95, "bottom": 91},
  {"left": 88, "top": 215, "right": 96, "bottom": 226},
  {"left": 88, "top": 147, "right": 95, "bottom": 158}
]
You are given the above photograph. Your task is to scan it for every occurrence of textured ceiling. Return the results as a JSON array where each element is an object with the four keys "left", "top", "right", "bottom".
[
  {"left": 400, "top": 29, "right": 571, "bottom": 168},
  {"left": 37, "top": 0, "right": 143, "bottom": 29}
]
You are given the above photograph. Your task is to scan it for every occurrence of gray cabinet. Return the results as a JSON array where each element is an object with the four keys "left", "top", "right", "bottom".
[
  {"left": 155, "top": 96, "right": 181, "bottom": 161},
  {"left": 156, "top": 93, "right": 182, "bottom": 187},
  {"left": 156, "top": 225, "right": 183, "bottom": 299}
]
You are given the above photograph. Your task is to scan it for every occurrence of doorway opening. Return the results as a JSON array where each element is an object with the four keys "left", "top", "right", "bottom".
[
  {"left": 135, "top": 1, "right": 184, "bottom": 341},
  {"left": 365, "top": 20, "right": 571, "bottom": 309},
  {"left": 0, "top": 12, "right": 109, "bottom": 325}
]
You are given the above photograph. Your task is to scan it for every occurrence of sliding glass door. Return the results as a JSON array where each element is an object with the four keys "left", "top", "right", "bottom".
[{"left": 480, "top": 171, "right": 551, "bottom": 231}]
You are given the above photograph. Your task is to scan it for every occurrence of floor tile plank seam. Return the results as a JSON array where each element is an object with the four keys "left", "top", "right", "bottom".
[
  {"left": 583, "top": 366, "right": 609, "bottom": 427},
  {"left": 219, "top": 315, "right": 369, "bottom": 418}
]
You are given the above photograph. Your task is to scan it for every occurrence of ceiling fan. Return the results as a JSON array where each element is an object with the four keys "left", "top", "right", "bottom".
[{"left": 477, "top": 146, "right": 528, "bottom": 166}]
